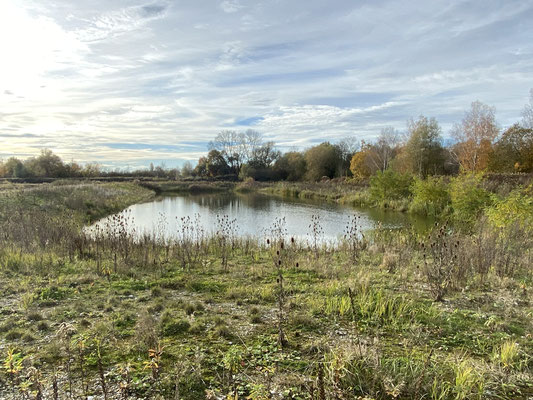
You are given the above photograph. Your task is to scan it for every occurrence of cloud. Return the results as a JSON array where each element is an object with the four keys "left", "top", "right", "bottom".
[
  {"left": 1, "top": 0, "right": 532, "bottom": 166},
  {"left": 219, "top": 0, "right": 243, "bottom": 14}
]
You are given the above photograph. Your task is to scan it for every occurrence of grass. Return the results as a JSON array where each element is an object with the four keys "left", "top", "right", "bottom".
[{"left": 0, "top": 181, "right": 531, "bottom": 399}]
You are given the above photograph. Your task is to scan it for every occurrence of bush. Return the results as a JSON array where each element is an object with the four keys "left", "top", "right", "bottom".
[
  {"left": 485, "top": 184, "right": 533, "bottom": 232},
  {"left": 369, "top": 170, "right": 413, "bottom": 203},
  {"left": 409, "top": 176, "right": 450, "bottom": 216},
  {"left": 449, "top": 173, "right": 491, "bottom": 228}
]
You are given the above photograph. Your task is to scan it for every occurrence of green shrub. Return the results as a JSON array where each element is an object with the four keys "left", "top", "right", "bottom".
[
  {"left": 38, "top": 286, "right": 73, "bottom": 301},
  {"left": 449, "top": 173, "right": 491, "bottom": 227},
  {"left": 485, "top": 185, "right": 533, "bottom": 232},
  {"left": 409, "top": 176, "right": 450, "bottom": 216},
  {"left": 369, "top": 170, "right": 413, "bottom": 203}
]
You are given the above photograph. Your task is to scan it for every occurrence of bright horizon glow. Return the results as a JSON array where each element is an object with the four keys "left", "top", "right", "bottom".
[{"left": 1, "top": 0, "right": 532, "bottom": 169}]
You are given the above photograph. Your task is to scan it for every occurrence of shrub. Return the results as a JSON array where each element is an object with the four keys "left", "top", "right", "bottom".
[
  {"left": 409, "top": 176, "right": 450, "bottom": 216},
  {"left": 449, "top": 173, "right": 491, "bottom": 228},
  {"left": 369, "top": 170, "right": 413, "bottom": 203},
  {"left": 485, "top": 184, "right": 533, "bottom": 233}
]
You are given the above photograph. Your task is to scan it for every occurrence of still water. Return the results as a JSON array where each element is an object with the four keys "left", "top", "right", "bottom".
[{"left": 92, "top": 192, "right": 433, "bottom": 243}]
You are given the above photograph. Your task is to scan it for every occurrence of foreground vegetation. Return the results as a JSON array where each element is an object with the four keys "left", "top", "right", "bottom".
[{"left": 0, "top": 181, "right": 532, "bottom": 399}]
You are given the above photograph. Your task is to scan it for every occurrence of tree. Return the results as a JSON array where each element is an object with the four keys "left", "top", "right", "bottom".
[
  {"left": 205, "top": 150, "right": 230, "bottom": 177},
  {"left": 368, "top": 127, "right": 400, "bottom": 172},
  {"left": 452, "top": 101, "right": 499, "bottom": 172},
  {"left": 336, "top": 137, "right": 360, "bottom": 176},
  {"left": 304, "top": 142, "right": 342, "bottom": 181},
  {"left": 194, "top": 156, "right": 208, "bottom": 176},
  {"left": 349, "top": 148, "right": 372, "bottom": 179},
  {"left": 489, "top": 124, "right": 533, "bottom": 172},
  {"left": 181, "top": 161, "right": 193, "bottom": 177},
  {"left": 240, "top": 142, "right": 281, "bottom": 181},
  {"left": 248, "top": 142, "right": 280, "bottom": 169},
  {"left": 1, "top": 157, "right": 28, "bottom": 178},
  {"left": 399, "top": 116, "right": 444, "bottom": 177},
  {"left": 522, "top": 89, "right": 533, "bottom": 129},
  {"left": 83, "top": 163, "right": 101, "bottom": 177},
  {"left": 25, "top": 149, "right": 67, "bottom": 177},
  {"left": 273, "top": 152, "right": 306, "bottom": 181},
  {"left": 208, "top": 129, "right": 262, "bottom": 175}
]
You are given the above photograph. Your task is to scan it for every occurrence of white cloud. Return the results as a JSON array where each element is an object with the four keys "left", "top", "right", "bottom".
[
  {"left": 219, "top": 0, "right": 243, "bottom": 14},
  {"left": 1, "top": 0, "right": 532, "bottom": 166}
]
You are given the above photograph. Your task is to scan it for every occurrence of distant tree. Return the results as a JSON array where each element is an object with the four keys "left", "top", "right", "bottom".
[
  {"left": 398, "top": 116, "right": 444, "bottom": 177},
  {"left": 2, "top": 157, "right": 28, "bottom": 178},
  {"left": 349, "top": 140, "right": 382, "bottom": 179},
  {"left": 209, "top": 129, "right": 262, "bottom": 174},
  {"left": 205, "top": 150, "right": 230, "bottom": 176},
  {"left": 65, "top": 161, "right": 82, "bottom": 177},
  {"left": 451, "top": 101, "right": 499, "bottom": 172},
  {"left": 522, "top": 89, "right": 533, "bottom": 129},
  {"left": 349, "top": 148, "right": 372, "bottom": 179},
  {"left": 240, "top": 142, "right": 281, "bottom": 181},
  {"left": 304, "top": 142, "right": 342, "bottom": 181},
  {"left": 83, "top": 162, "right": 101, "bottom": 177},
  {"left": 25, "top": 149, "right": 67, "bottom": 177},
  {"left": 154, "top": 163, "right": 167, "bottom": 178},
  {"left": 369, "top": 127, "right": 400, "bottom": 172},
  {"left": 336, "top": 137, "right": 360, "bottom": 176},
  {"left": 273, "top": 152, "right": 307, "bottom": 181},
  {"left": 181, "top": 161, "right": 193, "bottom": 177},
  {"left": 489, "top": 124, "right": 533, "bottom": 172},
  {"left": 248, "top": 142, "right": 280, "bottom": 169},
  {"left": 194, "top": 156, "right": 208, "bottom": 176}
]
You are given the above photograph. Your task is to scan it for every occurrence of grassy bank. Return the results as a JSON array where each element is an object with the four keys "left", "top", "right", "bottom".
[
  {"left": 252, "top": 173, "right": 533, "bottom": 224},
  {"left": 0, "top": 183, "right": 531, "bottom": 399},
  {"left": 139, "top": 180, "right": 236, "bottom": 195},
  {"left": 0, "top": 180, "right": 154, "bottom": 224},
  {"left": 255, "top": 180, "right": 413, "bottom": 214}
]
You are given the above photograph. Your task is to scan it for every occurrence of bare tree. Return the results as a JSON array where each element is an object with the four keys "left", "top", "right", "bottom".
[
  {"left": 522, "top": 89, "right": 533, "bottom": 129},
  {"left": 368, "top": 126, "right": 400, "bottom": 172},
  {"left": 336, "top": 136, "right": 360, "bottom": 176},
  {"left": 451, "top": 101, "right": 499, "bottom": 172},
  {"left": 243, "top": 129, "right": 263, "bottom": 160},
  {"left": 209, "top": 130, "right": 263, "bottom": 174}
]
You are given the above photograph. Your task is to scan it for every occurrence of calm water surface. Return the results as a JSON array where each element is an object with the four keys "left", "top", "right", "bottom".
[{"left": 92, "top": 193, "right": 433, "bottom": 243}]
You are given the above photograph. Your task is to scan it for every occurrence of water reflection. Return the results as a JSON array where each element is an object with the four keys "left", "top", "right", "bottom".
[{"left": 92, "top": 192, "right": 434, "bottom": 243}]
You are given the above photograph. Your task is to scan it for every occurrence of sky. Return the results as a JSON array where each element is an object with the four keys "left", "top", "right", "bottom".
[{"left": 1, "top": 0, "right": 532, "bottom": 169}]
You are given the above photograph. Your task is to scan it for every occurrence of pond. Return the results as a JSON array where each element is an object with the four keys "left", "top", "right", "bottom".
[{"left": 91, "top": 192, "right": 434, "bottom": 244}]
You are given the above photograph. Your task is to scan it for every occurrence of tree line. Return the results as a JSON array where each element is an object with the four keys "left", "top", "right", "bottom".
[
  {"left": 196, "top": 93, "right": 533, "bottom": 181},
  {"left": 1, "top": 91, "right": 532, "bottom": 180}
]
